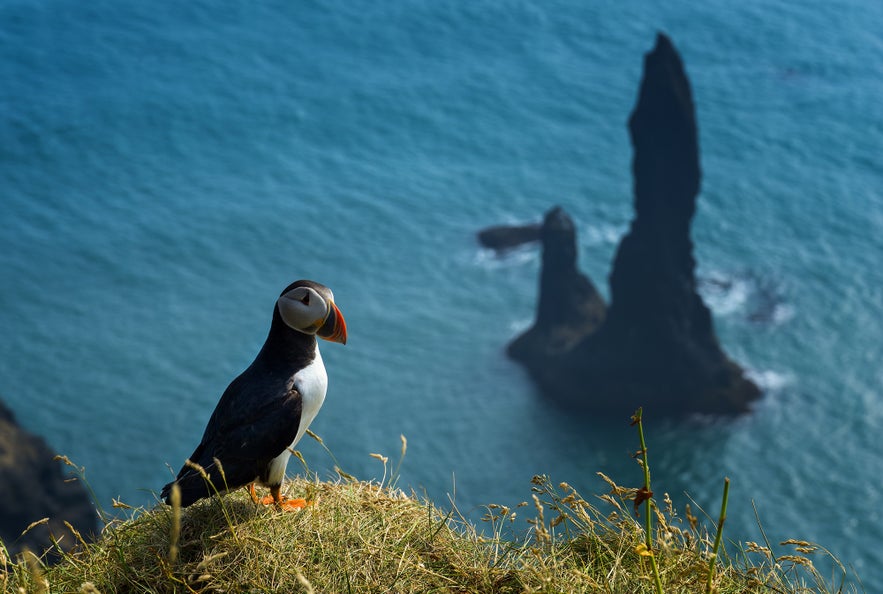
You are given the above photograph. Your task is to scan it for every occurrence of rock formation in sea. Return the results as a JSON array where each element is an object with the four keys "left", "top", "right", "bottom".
[
  {"left": 508, "top": 207, "right": 606, "bottom": 359},
  {"left": 477, "top": 222, "right": 542, "bottom": 252},
  {"left": 0, "top": 398, "right": 97, "bottom": 560},
  {"left": 501, "top": 33, "right": 761, "bottom": 415}
]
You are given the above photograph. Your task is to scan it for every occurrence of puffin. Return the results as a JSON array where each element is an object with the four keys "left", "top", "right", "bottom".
[{"left": 161, "top": 280, "right": 347, "bottom": 509}]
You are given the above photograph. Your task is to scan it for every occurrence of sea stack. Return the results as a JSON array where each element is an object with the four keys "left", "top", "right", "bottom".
[{"left": 507, "top": 33, "right": 761, "bottom": 415}]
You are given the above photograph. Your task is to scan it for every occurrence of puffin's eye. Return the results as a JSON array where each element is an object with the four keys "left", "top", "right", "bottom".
[{"left": 300, "top": 292, "right": 310, "bottom": 305}]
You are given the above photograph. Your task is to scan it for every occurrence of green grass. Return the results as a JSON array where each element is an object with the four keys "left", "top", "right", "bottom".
[{"left": 1, "top": 424, "right": 860, "bottom": 593}]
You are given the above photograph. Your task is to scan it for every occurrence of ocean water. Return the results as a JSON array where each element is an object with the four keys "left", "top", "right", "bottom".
[{"left": 1, "top": 0, "right": 881, "bottom": 584}]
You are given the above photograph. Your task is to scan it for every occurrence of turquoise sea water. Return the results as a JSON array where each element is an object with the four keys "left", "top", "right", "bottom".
[{"left": 1, "top": 0, "right": 881, "bottom": 583}]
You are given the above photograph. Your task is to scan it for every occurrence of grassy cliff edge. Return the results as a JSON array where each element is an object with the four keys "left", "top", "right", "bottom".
[{"left": 1, "top": 470, "right": 856, "bottom": 593}]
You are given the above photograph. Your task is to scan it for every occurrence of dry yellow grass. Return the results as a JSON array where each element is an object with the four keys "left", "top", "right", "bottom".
[{"left": 1, "top": 470, "right": 858, "bottom": 594}]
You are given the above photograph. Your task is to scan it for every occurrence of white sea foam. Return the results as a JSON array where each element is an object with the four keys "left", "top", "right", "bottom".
[
  {"left": 698, "top": 269, "right": 794, "bottom": 326},
  {"left": 698, "top": 271, "right": 751, "bottom": 316},
  {"left": 508, "top": 317, "right": 533, "bottom": 334},
  {"left": 581, "top": 222, "right": 626, "bottom": 247},
  {"left": 471, "top": 245, "right": 539, "bottom": 270},
  {"left": 770, "top": 303, "right": 796, "bottom": 325},
  {"left": 746, "top": 368, "right": 794, "bottom": 392}
]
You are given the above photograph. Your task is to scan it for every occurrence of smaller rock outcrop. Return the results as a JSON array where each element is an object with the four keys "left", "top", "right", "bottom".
[
  {"left": 508, "top": 207, "right": 606, "bottom": 359},
  {"left": 477, "top": 223, "right": 542, "bottom": 252},
  {"left": 0, "top": 398, "right": 97, "bottom": 560}
]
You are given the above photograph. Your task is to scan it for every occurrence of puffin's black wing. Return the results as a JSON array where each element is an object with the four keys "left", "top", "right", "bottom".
[{"left": 161, "top": 370, "right": 303, "bottom": 506}]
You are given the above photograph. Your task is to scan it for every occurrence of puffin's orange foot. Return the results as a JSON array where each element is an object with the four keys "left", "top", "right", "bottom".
[
  {"left": 278, "top": 497, "right": 310, "bottom": 511},
  {"left": 248, "top": 484, "right": 312, "bottom": 510},
  {"left": 261, "top": 495, "right": 310, "bottom": 510}
]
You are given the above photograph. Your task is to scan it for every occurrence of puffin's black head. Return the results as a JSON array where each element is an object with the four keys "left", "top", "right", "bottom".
[{"left": 276, "top": 280, "right": 347, "bottom": 344}]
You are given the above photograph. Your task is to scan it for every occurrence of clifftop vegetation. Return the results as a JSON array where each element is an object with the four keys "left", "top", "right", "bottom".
[{"left": 1, "top": 422, "right": 857, "bottom": 593}]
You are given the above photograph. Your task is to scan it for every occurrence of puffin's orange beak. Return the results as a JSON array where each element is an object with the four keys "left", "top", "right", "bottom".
[{"left": 317, "top": 302, "right": 347, "bottom": 344}]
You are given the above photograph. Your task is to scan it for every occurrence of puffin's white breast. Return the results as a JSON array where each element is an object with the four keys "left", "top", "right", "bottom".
[
  {"left": 263, "top": 348, "right": 328, "bottom": 487},
  {"left": 290, "top": 347, "right": 328, "bottom": 447}
]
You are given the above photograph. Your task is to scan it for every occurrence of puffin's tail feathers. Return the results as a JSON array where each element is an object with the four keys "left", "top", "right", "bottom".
[
  {"left": 161, "top": 459, "right": 235, "bottom": 507},
  {"left": 161, "top": 477, "right": 214, "bottom": 507}
]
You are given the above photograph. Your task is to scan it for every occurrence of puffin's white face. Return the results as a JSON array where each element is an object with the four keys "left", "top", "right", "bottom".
[{"left": 277, "top": 285, "right": 347, "bottom": 344}]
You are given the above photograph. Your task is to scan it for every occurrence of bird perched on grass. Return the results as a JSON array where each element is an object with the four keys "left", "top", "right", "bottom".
[{"left": 161, "top": 280, "right": 347, "bottom": 509}]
